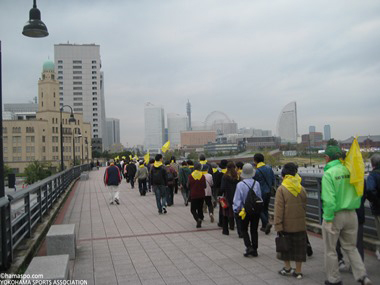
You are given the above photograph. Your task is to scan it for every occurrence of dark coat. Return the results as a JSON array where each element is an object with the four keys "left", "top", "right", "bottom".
[
  {"left": 220, "top": 175, "right": 239, "bottom": 215},
  {"left": 126, "top": 163, "right": 137, "bottom": 178}
]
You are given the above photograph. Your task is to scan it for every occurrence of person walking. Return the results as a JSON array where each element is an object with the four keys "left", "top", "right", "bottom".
[
  {"left": 147, "top": 158, "right": 155, "bottom": 192},
  {"left": 253, "top": 153, "right": 275, "bottom": 235},
  {"left": 202, "top": 164, "right": 215, "bottom": 222},
  {"left": 275, "top": 163, "right": 307, "bottom": 280},
  {"left": 220, "top": 161, "right": 240, "bottom": 235},
  {"left": 233, "top": 163, "right": 262, "bottom": 257},
  {"left": 366, "top": 153, "right": 380, "bottom": 261},
  {"left": 134, "top": 160, "right": 149, "bottom": 196},
  {"left": 103, "top": 159, "right": 122, "bottom": 205},
  {"left": 216, "top": 160, "right": 228, "bottom": 227},
  {"left": 170, "top": 156, "right": 180, "bottom": 194},
  {"left": 179, "top": 161, "right": 191, "bottom": 206},
  {"left": 150, "top": 154, "right": 168, "bottom": 214},
  {"left": 322, "top": 146, "right": 372, "bottom": 285},
  {"left": 165, "top": 160, "right": 177, "bottom": 206},
  {"left": 126, "top": 160, "right": 137, "bottom": 189},
  {"left": 188, "top": 162, "right": 206, "bottom": 228}
]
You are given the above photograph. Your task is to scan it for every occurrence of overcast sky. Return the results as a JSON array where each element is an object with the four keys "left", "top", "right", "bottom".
[{"left": 1, "top": 0, "right": 379, "bottom": 147}]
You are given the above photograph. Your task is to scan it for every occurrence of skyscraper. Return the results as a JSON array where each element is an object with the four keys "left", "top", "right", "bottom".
[
  {"left": 309, "top": 126, "right": 316, "bottom": 133},
  {"left": 106, "top": 118, "right": 120, "bottom": 149},
  {"left": 186, "top": 100, "right": 192, "bottom": 131},
  {"left": 54, "top": 43, "right": 107, "bottom": 151},
  {"left": 276, "top": 101, "right": 298, "bottom": 143},
  {"left": 324, "top": 125, "right": 331, "bottom": 141},
  {"left": 167, "top": 113, "right": 188, "bottom": 148},
  {"left": 144, "top": 102, "right": 165, "bottom": 151}
]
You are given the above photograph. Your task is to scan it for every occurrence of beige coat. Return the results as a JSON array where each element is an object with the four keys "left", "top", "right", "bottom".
[{"left": 274, "top": 185, "right": 307, "bottom": 233}]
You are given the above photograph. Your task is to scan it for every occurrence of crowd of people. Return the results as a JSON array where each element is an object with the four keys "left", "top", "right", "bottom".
[{"left": 102, "top": 149, "right": 380, "bottom": 285}]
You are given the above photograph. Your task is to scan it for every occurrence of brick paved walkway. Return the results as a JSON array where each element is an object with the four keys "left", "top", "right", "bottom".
[{"left": 60, "top": 168, "right": 380, "bottom": 285}]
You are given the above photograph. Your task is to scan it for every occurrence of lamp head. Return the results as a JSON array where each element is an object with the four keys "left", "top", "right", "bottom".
[
  {"left": 68, "top": 113, "right": 76, "bottom": 124},
  {"left": 22, "top": 0, "right": 49, "bottom": 38}
]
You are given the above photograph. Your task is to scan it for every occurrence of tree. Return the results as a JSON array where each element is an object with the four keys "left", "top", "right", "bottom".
[
  {"left": 327, "top": 138, "right": 339, "bottom": 146},
  {"left": 24, "top": 161, "right": 53, "bottom": 185},
  {"left": 3, "top": 164, "right": 12, "bottom": 179}
]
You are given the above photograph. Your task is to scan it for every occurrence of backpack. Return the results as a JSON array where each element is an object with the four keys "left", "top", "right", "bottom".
[
  {"left": 166, "top": 169, "right": 175, "bottom": 185},
  {"left": 243, "top": 181, "right": 263, "bottom": 216},
  {"left": 152, "top": 167, "right": 163, "bottom": 185}
]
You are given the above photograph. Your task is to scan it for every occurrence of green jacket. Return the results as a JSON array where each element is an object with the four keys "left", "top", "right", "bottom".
[
  {"left": 321, "top": 160, "right": 361, "bottom": 221},
  {"left": 179, "top": 167, "right": 191, "bottom": 187}
]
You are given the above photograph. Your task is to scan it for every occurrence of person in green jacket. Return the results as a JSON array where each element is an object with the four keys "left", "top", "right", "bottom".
[{"left": 322, "top": 145, "right": 372, "bottom": 285}]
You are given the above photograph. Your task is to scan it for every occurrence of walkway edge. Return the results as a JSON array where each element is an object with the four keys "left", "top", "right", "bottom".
[{"left": 6, "top": 178, "right": 80, "bottom": 275}]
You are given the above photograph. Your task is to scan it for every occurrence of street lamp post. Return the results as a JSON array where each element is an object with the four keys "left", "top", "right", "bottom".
[
  {"left": 60, "top": 106, "right": 76, "bottom": 171},
  {"left": 1, "top": 0, "right": 48, "bottom": 270},
  {"left": 72, "top": 128, "right": 76, "bottom": 166}
]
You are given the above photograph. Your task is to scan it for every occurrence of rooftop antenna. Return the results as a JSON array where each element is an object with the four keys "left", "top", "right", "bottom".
[{"left": 186, "top": 99, "right": 192, "bottom": 131}]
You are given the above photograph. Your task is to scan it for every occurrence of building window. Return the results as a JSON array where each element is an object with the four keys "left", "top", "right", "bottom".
[
  {"left": 26, "top": 146, "right": 35, "bottom": 153},
  {"left": 26, "top": 127, "right": 34, "bottom": 133},
  {"left": 74, "top": 108, "right": 83, "bottom": 112},
  {"left": 51, "top": 74, "right": 55, "bottom": 80},
  {"left": 73, "top": 97, "right": 83, "bottom": 101},
  {"left": 93, "top": 129, "right": 98, "bottom": 133},
  {"left": 92, "top": 66, "right": 96, "bottom": 69},
  {"left": 73, "top": 76, "right": 82, "bottom": 80},
  {"left": 12, "top": 136, "right": 21, "bottom": 143},
  {"left": 92, "top": 92, "right": 97, "bottom": 95},
  {"left": 59, "top": 87, "right": 63, "bottom": 90},
  {"left": 60, "top": 92, "right": 63, "bottom": 96},
  {"left": 73, "top": 92, "right": 82, "bottom": 96},
  {"left": 93, "top": 124, "right": 98, "bottom": 127},
  {"left": 92, "top": 76, "right": 97, "bottom": 79},
  {"left": 60, "top": 98, "right": 64, "bottom": 101},
  {"left": 12, "top": 127, "right": 21, "bottom": 133},
  {"left": 58, "top": 76, "right": 63, "bottom": 80},
  {"left": 73, "top": 87, "right": 82, "bottom": 90},
  {"left": 3, "top": 147, "right": 7, "bottom": 153},
  {"left": 2, "top": 127, "right": 7, "bottom": 134},
  {"left": 73, "top": 66, "right": 82, "bottom": 69},
  {"left": 74, "top": 103, "right": 83, "bottom": 106},
  {"left": 42, "top": 136, "right": 45, "bottom": 143},
  {"left": 93, "top": 113, "right": 98, "bottom": 117},
  {"left": 58, "top": 65, "right": 63, "bottom": 69},
  {"left": 13, "top": 146, "right": 22, "bottom": 153},
  {"left": 94, "top": 135, "right": 98, "bottom": 138},
  {"left": 42, "top": 146, "right": 46, "bottom": 153},
  {"left": 3, "top": 136, "right": 7, "bottom": 143},
  {"left": 92, "top": 60, "right": 97, "bottom": 64},
  {"left": 26, "top": 136, "right": 35, "bottom": 143},
  {"left": 73, "top": 71, "right": 82, "bottom": 74},
  {"left": 73, "top": 81, "right": 82, "bottom": 85},
  {"left": 92, "top": 71, "right": 97, "bottom": 74},
  {"left": 93, "top": 103, "right": 97, "bottom": 106},
  {"left": 58, "top": 71, "right": 63, "bottom": 74},
  {"left": 93, "top": 108, "right": 98, "bottom": 111},
  {"left": 92, "top": 81, "right": 97, "bottom": 85},
  {"left": 92, "top": 87, "right": 97, "bottom": 90},
  {"left": 73, "top": 60, "right": 82, "bottom": 64},
  {"left": 58, "top": 60, "right": 63, "bottom": 64},
  {"left": 92, "top": 97, "right": 97, "bottom": 101}
]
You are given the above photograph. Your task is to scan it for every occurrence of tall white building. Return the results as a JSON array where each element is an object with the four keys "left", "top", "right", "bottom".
[
  {"left": 276, "top": 101, "right": 298, "bottom": 143},
  {"left": 54, "top": 43, "right": 107, "bottom": 151},
  {"left": 106, "top": 118, "right": 121, "bottom": 149},
  {"left": 144, "top": 102, "right": 165, "bottom": 151},
  {"left": 167, "top": 113, "right": 188, "bottom": 148}
]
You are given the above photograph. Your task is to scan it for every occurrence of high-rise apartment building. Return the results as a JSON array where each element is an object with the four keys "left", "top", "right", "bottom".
[
  {"left": 144, "top": 102, "right": 165, "bottom": 151},
  {"left": 309, "top": 126, "right": 316, "bottom": 133},
  {"left": 324, "top": 125, "right": 331, "bottom": 141},
  {"left": 106, "top": 118, "right": 120, "bottom": 149},
  {"left": 167, "top": 113, "right": 188, "bottom": 148},
  {"left": 276, "top": 101, "right": 298, "bottom": 143},
  {"left": 54, "top": 43, "right": 107, "bottom": 151}
]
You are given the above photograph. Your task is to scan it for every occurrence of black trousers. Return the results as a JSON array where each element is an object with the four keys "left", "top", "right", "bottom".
[
  {"left": 191, "top": 198, "right": 204, "bottom": 222},
  {"left": 241, "top": 212, "right": 260, "bottom": 250},
  {"left": 204, "top": 196, "right": 214, "bottom": 214},
  {"left": 138, "top": 179, "right": 147, "bottom": 196}
]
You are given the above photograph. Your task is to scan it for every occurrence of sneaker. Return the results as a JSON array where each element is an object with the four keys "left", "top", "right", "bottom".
[
  {"left": 265, "top": 224, "right": 272, "bottom": 235},
  {"left": 279, "top": 267, "right": 294, "bottom": 276},
  {"left": 163, "top": 207, "right": 167, "bottom": 214},
  {"left": 338, "top": 259, "right": 346, "bottom": 271},
  {"left": 114, "top": 198, "right": 120, "bottom": 205},
  {"left": 109, "top": 201, "right": 114, "bottom": 205},
  {"left": 158, "top": 211, "right": 163, "bottom": 215},
  {"left": 376, "top": 250, "right": 380, "bottom": 261},
  {"left": 359, "top": 276, "right": 373, "bottom": 285},
  {"left": 260, "top": 227, "right": 265, "bottom": 232},
  {"left": 292, "top": 272, "right": 303, "bottom": 280},
  {"left": 196, "top": 219, "right": 202, "bottom": 228},
  {"left": 210, "top": 213, "right": 214, "bottom": 223},
  {"left": 244, "top": 247, "right": 254, "bottom": 257}
]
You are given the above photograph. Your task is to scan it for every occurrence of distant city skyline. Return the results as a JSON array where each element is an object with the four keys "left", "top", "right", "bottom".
[{"left": 1, "top": 1, "right": 379, "bottom": 146}]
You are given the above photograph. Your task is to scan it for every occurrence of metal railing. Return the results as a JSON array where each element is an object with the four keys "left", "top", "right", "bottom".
[
  {"left": 0, "top": 164, "right": 90, "bottom": 270},
  {"left": 269, "top": 172, "right": 379, "bottom": 239}
]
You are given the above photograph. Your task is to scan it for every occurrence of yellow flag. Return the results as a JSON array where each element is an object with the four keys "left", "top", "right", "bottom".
[
  {"left": 344, "top": 137, "right": 364, "bottom": 196},
  {"left": 129, "top": 155, "right": 132, "bottom": 160},
  {"left": 122, "top": 156, "right": 126, "bottom": 160},
  {"left": 161, "top": 140, "right": 170, "bottom": 153},
  {"left": 144, "top": 152, "right": 150, "bottom": 164}
]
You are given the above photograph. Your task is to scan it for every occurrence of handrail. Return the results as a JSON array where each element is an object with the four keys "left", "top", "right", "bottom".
[{"left": 0, "top": 164, "right": 90, "bottom": 270}]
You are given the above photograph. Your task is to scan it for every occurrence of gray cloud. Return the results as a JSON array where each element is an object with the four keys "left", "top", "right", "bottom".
[{"left": 1, "top": 0, "right": 379, "bottom": 146}]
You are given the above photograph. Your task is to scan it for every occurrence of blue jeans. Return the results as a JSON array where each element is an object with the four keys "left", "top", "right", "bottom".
[
  {"left": 260, "top": 193, "right": 271, "bottom": 228},
  {"left": 153, "top": 185, "right": 167, "bottom": 213}
]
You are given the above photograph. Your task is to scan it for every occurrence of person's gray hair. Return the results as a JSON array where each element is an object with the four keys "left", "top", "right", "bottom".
[
  {"left": 194, "top": 162, "right": 202, "bottom": 171},
  {"left": 370, "top": 153, "right": 380, "bottom": 168}
]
